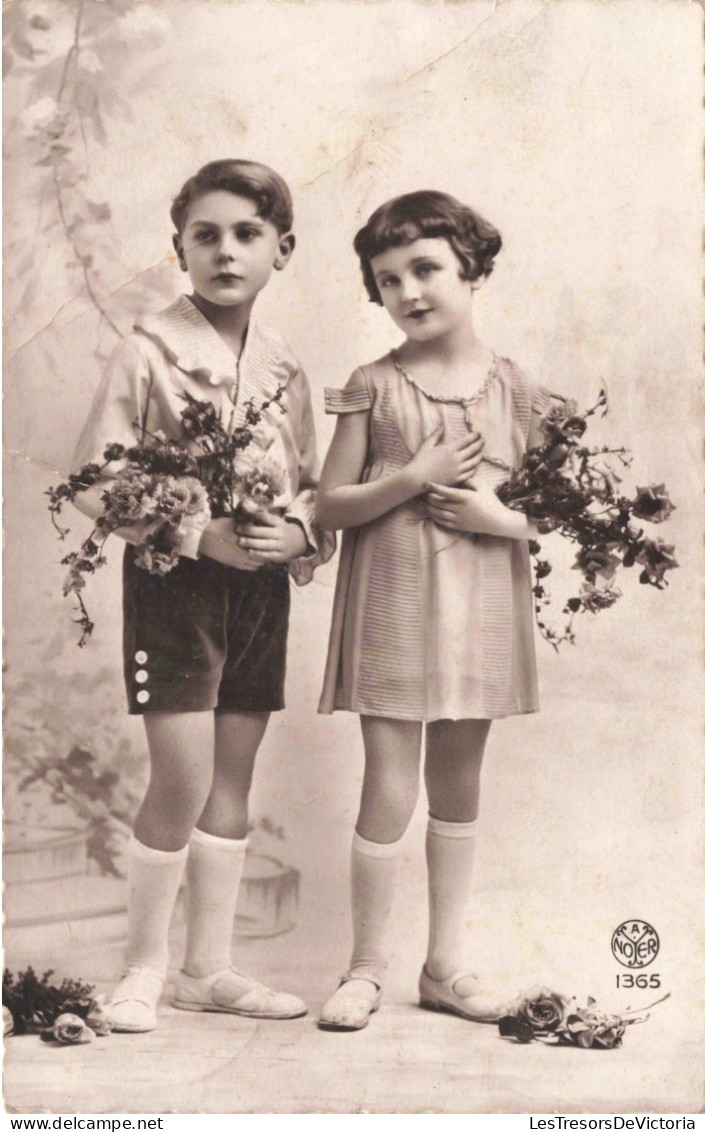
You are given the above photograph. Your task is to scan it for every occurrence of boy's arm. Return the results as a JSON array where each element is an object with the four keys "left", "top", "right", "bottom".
[
  {"left": 70, "top": 336, "right": 164, "bottom": 544},
  {"left": 282, "top": 366, "right": 336, "bottom": 585},
  {"left": 73, "top": 484, "right": 260, "bottom": 569},
  {"left": 72, "top": 336, "right": 151, "bottom": 470},
  {"left": 71, "top": 337, "right": 260, "bottom": 570}
]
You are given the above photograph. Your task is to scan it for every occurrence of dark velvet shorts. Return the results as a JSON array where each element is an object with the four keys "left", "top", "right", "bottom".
[{"left": 122, "top": 546, "right": 290, "bottom": 715}]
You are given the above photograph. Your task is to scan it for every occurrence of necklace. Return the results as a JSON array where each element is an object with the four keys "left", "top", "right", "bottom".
[
  {"left": 390, "top": 350, "right": 499, "bottom": 427},
  {"left": 390, "top": 350, "right": 511, "bottom": 473}
]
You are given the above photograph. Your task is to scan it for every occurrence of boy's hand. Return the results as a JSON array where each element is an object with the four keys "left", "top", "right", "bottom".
[
  {"left": 407, "top": 426, "right": 485, "bottom": 492},
  {"left": 426, "top": 481, "right": 534, "bottom": 539},
  {"left": 199, "top": 516, "right": 262, "bottom": 571},
  {"left": 235, "top": 513, "right": 309, "bottom": 564}
]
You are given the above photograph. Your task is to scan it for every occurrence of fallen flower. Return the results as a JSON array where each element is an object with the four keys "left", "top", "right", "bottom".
[
  {"left": 85, "top": 997, "right": 112, "bottom": 1037},
  {"left": 49, "top": 1013, "right": 94, "bottom": 1044},
  {"left": 499, "top": 991, "right": 670, "bottom": 1049}
]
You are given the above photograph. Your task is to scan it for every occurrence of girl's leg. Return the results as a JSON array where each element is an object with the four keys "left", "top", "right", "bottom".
[
  {"left": 424, "top": 717, "right": 488, "bottom": 979},
  {"left": 421, "top": 719, "right": 509, "bottom": 1021},
  {"left": 175, "top": 711, "right": 305, "bottom": 1019},
  {"left": 110, "top": 711, "right": 215, "bottom": 1032},
  {"left": 320, "top": 716, "right": 422, "bottom": 1030}
]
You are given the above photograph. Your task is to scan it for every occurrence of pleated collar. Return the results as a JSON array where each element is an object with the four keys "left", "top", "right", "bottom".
[{"left": 135, "top": 295, "right": 296, "bottom": 412}]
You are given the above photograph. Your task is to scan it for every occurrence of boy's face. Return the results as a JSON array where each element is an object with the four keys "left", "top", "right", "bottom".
[
  {"left": 369, "top": 237, "right": 480, "bottom": 342},
  {"left": 174, "top": 190, "right": 294, "bottom": 308}
]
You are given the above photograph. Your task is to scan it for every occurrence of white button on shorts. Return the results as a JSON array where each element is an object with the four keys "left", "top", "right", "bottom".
[
  {"left": 135, "top": 670, "right": 149, "bottom": 684},
  {"left": 136, "top": 690, "right": 150, "bottom": 704},
  {"left": 135, "top": 650, "right": 148, "bottom": 664}
]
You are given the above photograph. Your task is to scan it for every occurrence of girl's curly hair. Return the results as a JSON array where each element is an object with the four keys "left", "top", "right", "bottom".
[{"left": 354, "top": 190, "right": 501, "bottom": 304}]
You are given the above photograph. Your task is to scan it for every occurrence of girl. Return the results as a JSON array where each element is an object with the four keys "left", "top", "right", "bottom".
[
  {"left": 72, "top": 160, "right": 333, "bottom": 1031},
  {"left": 316, "top": 190, "right": 553, "bottom": 1030}
]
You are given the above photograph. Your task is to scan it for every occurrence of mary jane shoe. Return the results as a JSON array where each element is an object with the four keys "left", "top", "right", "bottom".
[
  {"left": 173, "top": 966, "right": 307, "bottom": 1019},
  {"left": 318, "top": 972, "right": 382, "bottom": 1032},
  {"left": 108, "top": 966, "right": 164, "bottom": 1033},
  {"left": 419, "top": 967, "right": 512, "bottom": 1024}
]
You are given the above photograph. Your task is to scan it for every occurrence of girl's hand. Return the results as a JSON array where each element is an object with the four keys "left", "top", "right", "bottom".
[
  {"left": 235, "top": 513, "right": 309, "bottom": 563},
  {"left": 199, "top": 516, "right": 262, "bottom": 571},
  {"left": 407, "top": 426, "right": 485, "bottom": 492},
  {"left": 426, "top": 481, "right": 536, "bottom": 540}
]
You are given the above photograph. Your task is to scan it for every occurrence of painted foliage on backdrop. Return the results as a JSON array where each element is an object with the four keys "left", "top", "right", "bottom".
[
  {"left": 4, "top": 1, "right": 173, "bottom": 884},
  {"left": 4, "top": 0, "right": 175, "bottom": 354}
]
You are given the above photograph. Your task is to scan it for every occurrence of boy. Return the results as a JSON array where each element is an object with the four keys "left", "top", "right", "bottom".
[{"left": 73, "top": 159, "right": 333, "bottom": 1032}]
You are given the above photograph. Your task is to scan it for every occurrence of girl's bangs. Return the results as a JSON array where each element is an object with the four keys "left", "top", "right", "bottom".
[{"left": 371, "top": 215, "right": 451, "bottom": 255}]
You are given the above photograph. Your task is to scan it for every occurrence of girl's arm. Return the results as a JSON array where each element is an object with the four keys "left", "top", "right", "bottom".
[
  {"left": 317, "top": 402, "right": 484, "bottom": 531},
  {"left": 425, "top": 482, "right": 538, "bottom": 540},
  {"left": 316, "top": 409, "right": 409, "bottom": 530}
]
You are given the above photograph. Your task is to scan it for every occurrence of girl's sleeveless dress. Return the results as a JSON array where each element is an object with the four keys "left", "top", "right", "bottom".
[{"left": 318, "top": 352, "right": 553, "bottom": 722}]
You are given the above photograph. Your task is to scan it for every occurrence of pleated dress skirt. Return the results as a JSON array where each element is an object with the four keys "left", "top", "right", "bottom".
[{"left": 318, "top": 352, "right": 549, "bottom": 722}]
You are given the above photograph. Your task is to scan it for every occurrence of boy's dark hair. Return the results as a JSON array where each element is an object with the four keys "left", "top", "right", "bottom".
[
  {"left": 170, "top": 159, "right": 293, "bottom": 235},
  {"left": 353, "top": 190, "right": 502, "bottom": 304}
]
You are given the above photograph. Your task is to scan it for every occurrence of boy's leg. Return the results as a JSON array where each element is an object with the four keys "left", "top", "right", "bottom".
[
  {"left": 319, "top": 716, "right": 422, "bottom": 1031},
  {"left": 136, "top": 711, "right": 216, "bottom": 848},
  {"left": 183, "top": 709, "right": 264, "bottom": 976},
  {"left": 420, "top": 719, "right": 510, "bottom": 1022},
  {"left": 110, "top": 711, "right": 215, "bottom": 1032},
  {"left": 174, "top": 711, "right": 306, "bottom": 1019}
]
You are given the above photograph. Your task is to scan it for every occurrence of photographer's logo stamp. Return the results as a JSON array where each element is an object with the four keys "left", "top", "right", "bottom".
[{"left": 611, "top": 919, "right": 660, "bottom": 968}]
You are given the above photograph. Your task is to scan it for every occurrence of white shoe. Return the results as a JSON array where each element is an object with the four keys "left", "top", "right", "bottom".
[
  {"left": 108, "top": 967, "right": 164, "bottom": 1033},
  {"left": 419, "top": 967, "right": 513, "bottom": 1024},
  {"left": 318, "top": 973, "right": 382, "bottom": 1031},
  {"left": 173, "top": 967, "right": 307, "bottom": 1019}
]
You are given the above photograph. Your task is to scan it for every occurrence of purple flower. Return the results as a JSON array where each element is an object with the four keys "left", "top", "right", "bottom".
[
  {"left": 632, "top": 484, "right": 676, "bottom": 524},
  {"left": 102, "top": 443, "right": 126, "bottom": 463},
  {"left": 636, "top": 538, "right": 678, "bottom": 585},
  {"left": 233, "top": 452, "right": 290, "bottom": 515},
  {"left": 573, "top": 545, "right": 622, "bottom": 583},
  {"left": 538, "top": 400, "right": 587, "bottom": 445},
  {"left": 161, "top": 476, "right": 210, "bottom": 518},
  {"left": 579, "top": 582, "right": 621, "bottom": 612}
]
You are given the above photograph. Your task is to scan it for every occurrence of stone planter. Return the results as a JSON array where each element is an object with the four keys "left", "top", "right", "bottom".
[
  {"left": 234, "top": 853, "right": 300, "bottom": 938},
  {"left": 3, "top": 822, "right": 125, "bottom": 934},
  {"left": 3, "top": 825, "right": 299, "bottom": 941},
  {"left": 4, "top": 822, "right": 89, "bottom": 886}
]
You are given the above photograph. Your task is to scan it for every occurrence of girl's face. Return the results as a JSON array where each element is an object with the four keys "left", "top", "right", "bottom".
[
  {"left": 369, "top": 237, "right": 480, "bottom": 343},
  {"left": 174, "top": 190, "right": 294, "bottom": 308}
]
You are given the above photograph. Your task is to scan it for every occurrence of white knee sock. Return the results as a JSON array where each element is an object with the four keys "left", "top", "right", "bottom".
[
  {"left": 425, "top": 815, "right": 478, "bottom": 980},
  {"left": 182, "top": 826, "right": 248, "bottom": 978},
  {"left": 124, "top": 835, "right": 189, "bottom": 975},
  {"left": 348, "top": 830, "right": 404, "bottom": 982}
]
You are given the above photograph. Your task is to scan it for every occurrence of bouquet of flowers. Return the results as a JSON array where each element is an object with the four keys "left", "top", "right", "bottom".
[
  {"left": 499, "top": 985, "right": 670, "bottom": 1050},
  {"left": 3, "top": 967, "right": 112, "bottom": 1041},
  {"left": 496, "top": 391, "right": 677, "bottom": 647},
  {"left": 48, "top": 387, "right": 288, "bottom": 646}
]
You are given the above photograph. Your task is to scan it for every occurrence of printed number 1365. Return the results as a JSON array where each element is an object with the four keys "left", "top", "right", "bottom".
[{"left": 616, "top": 973, "right": 661, "bottom": 989}]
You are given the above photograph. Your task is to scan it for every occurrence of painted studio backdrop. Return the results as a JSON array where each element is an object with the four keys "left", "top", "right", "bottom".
[{"left": 3, "top": 0, "right": 703, "bottom": 1115}]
